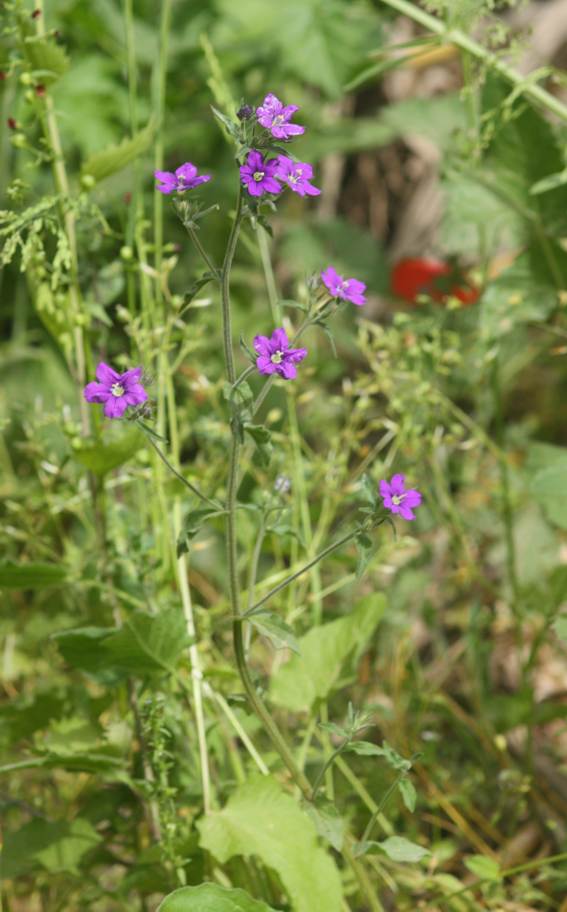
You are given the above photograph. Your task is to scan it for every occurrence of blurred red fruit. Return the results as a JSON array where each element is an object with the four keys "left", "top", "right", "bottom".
[{"left": 391, "top": 257, "right": 479, "bottom": 306}]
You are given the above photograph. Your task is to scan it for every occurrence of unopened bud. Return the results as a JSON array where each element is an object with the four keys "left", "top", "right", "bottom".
[{"left": 237, "top": 104, "right": 254, "bottom": 121}]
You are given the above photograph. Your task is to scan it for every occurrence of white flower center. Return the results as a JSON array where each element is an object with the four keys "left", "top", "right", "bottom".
[
  {"left": 272, "top": 114, "right": 285, "bottom": 125},
  {"left": 253, "top": 171, "right": 265, "bottom": 182},
  {"left": 111, "top": 382, "right": 125, "bottom": 398},
  {"left": 391, "top": 494, "right": 406, "bottom": 505},
  {"left": 270, "top": 350, "right": 284, "bottom": 364}
]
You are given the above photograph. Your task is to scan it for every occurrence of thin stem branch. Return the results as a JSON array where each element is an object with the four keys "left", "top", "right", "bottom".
[
  {"left": 140, "top": 426, "right": 220, "bottom": 509},
  {"left": 245, "top": 529, "right": 358, "bottom": 618},
  {"left": 379, "top": 0, "right": 567, "bottom": 123},
  {"left": 185, "top": 223, "right": 219, "bottom": 276},
  {"left": 221, "top": 187, "right": 243, "bottom": 383}
]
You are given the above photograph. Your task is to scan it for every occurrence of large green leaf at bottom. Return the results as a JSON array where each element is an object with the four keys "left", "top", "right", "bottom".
[
  {"left": 197, "top": 777, "right": 342, "bottom": 912},
  {"left": 269, "top": 594, "right": 386, "bottom": 711},
  {"left": 157, "top": 883, "right": 279, "bottom": 912}
]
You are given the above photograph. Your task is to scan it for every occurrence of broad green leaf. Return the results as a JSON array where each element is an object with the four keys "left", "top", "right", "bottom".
[
  {"left": 250, "top": 612, "right": 300, "bottom": 654},
  {"left": 198, "top": 777, "right": 342, "bottom": 912},
  {"left": 464, "top": 854, "right": 501, "bottom": 881},
  {"left": 54, "top": 608, "right": 189, "bottom": 679},
  {"left": 81, "top": 120, "right": 156, "bottom": 184},
  {"left": 72, "top": 426, "right": 144, "bottom": 475},
  {"left": 304, "top": 799, "right": 345, "bottom": 851},
  {"left": 270, "top": 594, "right": 386, "bottom": 711},
  {"left": 480, "top": 250, "right": 564, "bottom": 342},
  {"left": 18, "top": 12, "right": 69, "bottom": 84},
  {"left": 374, "top": 836, "right": 430, "bottom": 863},
  {"left": 158, "top": 883, "right": 279, "bottom": 912},
  {"left": 2, "top": 818, "right": 101, "bottom": 878},
  {"left": 0, "top": 561, "right": 67, "bottom": 589},
  {"left": 105, "top": 608, "right": 190, "bottom": 674},
  {"left": 527, "top": 443, "right": 567, "bottom": 530}
]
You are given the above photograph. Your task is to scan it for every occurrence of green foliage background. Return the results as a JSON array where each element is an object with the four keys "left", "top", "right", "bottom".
[{"left": 1, "top": 0, "right": 567, "bottom": 910}]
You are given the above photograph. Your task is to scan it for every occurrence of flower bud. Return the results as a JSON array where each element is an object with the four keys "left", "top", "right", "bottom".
[
  {"left": 237, "top": 104, "right": 254, "bottom": 121},
  {"left": 80, "top": 173, "right": 96, "bottom": 190}
]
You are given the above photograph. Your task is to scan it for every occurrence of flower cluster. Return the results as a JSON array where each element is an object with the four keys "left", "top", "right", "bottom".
[{"left": 127, "top": 91, "right": 423, "bottom": 520}]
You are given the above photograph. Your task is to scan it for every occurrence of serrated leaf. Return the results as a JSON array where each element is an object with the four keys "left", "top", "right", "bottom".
[
  {"left": 304, "top": 799, "right": 345, "bottom": 851},
  {"left": 0, "top": 561, "right": 67, "bottom": 589},
  {"left": 158, "top": 883, "right": 279, "bottom": 912},
  {"left": 250, "top": 612, "right": 300, "bottom": 654},
  {"left": 270, "top": 594, "right": 386, "bottom": 711},
  {"left": 72, "top": 427, "right": 144, "bottom": 475},
  {"left": 2, "top": 818, "right": 101, "bottom": 878},
  {"left": 81, "top": 120, "right": 156, "bottom": 184},
  {"left": 198, "top": 777, "right": 342, "bottom": 912}
]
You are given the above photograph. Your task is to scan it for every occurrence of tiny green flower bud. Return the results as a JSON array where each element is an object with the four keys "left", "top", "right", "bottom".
[{"left": 80, "top": 173, "right": 96, "bottom": 190}]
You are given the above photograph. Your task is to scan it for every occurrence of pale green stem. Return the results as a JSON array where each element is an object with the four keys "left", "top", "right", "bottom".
[{"left": 379, "top": 0, "right": 567, "bottom": 123}]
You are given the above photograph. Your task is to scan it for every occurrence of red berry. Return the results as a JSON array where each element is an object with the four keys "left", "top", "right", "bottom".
[{"left": 7, "top": 117, "right": 17, "bottom": 130}]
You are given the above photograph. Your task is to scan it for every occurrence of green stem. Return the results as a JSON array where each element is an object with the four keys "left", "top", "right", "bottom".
[
  {"left": 221, "top": 186, "right": 244, "bottom": 383},
  {"left": 185, "top": 222, "right": 219, "bottom": 277},
  {"left": 311, "top": 743, "right": 347, "bottom": 799},
  {"left": 140, "top": 426, "right": 220, "bottom": 509},
  {"left": 361, "top": 774, "right": 403, "bottom": 843},
  {"left": 245, "top": 529, "right": 358, "bottom": 618},
  {"left": 380, "top": 0, "right": 567, "bottom": 123}
]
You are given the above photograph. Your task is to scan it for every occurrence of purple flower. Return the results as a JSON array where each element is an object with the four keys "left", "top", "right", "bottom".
[
  {"left": 154, "top": 162, "right": 211, "bottom": 195},
  {"left": 84, "top": 362, "right": 148, "bottom": 419},
  {"left": 240, "top": 150, "right": 282, "bottom": 197},
  {"left": 256, "top": 93, "right": 305, "bottom": 140},
  {"left": 321, "top": 266, "right": 367, "bottom": 307},
  {"left": 275, "top": 156, "right": 320, "bottom": 197},
  {"left": 253, "top": 327, "right": 308, "bottom": 380},
  {"left": 379, "top": 474, "right": 422, "bottom": 521}
]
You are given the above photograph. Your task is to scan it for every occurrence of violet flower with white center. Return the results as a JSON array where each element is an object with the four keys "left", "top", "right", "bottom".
[
  {"left": 240, "top": 150, "right": 282, "bottom": 197},
  {"left": 379, "top": 474, "right": 422, "bottom": 521},
  {"left": 275, "top": 155, "right": 320, "bottom": 197},
  {"left": 154, "top": 162, "right": 211, "bottom": 195},
  {"left": 84, "top": 362, "right": 148, "bottom": 419},
  {"left": 256, "top": 93, "right": 305, "bottom": 140},
  {"left": 321, "top": 265, "right": 367, "bottom": 307},
  {"left": 253, "top": 327, "right": 308, "bottom": 380}
]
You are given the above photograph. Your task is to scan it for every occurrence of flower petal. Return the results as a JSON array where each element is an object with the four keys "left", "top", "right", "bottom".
[
  {"left": 399, "top": 505, "right": 416, "bottom": 521},
  {"left": 119, "top": 367, "right": 143, "bottom": 385},
  {"left": 83, "top": 382, "right": 110, "bottom": 403},
  {"left": 124, "top": 384, "right": 148, "bottom": 406},
  {"left": 261, "top": 177, "right": 282, "bottom": 194},
  {"left": 270, "top": 327, "right": 289, "bottom": 351},
  {"left": 403, "top": 489, "right": 422, "bottom": 508},
  {"left": 175, "top": 162, "right": 197, "bottom": 182},
  {"left": 96, "top": 362, "right": 119, "bottom": 385},
  {"left": 253, "top": 335, "right": 272, "bottom": 356},
  {"left": 390, "top": 474, "right": 406, "bottom": 495},
  {"left": 287, "top": 346, "right": 307, "bottom": 364},
  {"left": 279, "top": 360, "right": 297, "bottom": 380},
  {"left": 104, "top": 396, "right": 128, "bottom": 419},
  {"left": 379, "top": 479, "right": 391, "bottom": 499},
  {"left": 256, "top": 356, "right": 277, "bottom": 375}
]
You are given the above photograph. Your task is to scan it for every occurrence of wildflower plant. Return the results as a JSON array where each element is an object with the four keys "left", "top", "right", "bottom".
[{"left": 78, "top": 90, "right": 423, "bottom": 907}]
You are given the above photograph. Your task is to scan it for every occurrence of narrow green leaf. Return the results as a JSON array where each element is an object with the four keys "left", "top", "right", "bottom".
[
  {"left": 250, "top": 612, "right": 300, "bottom": 654},
  {"left": 375, "top": 836, "right": 430, "bottom": 863},
  {"left": 464, "top": 855, "right": 501, "bottom": 881},
  {"left": 81, "top": 120, "right": 156, "bottom": 184},
  {"left": 398, "top": 777, "right": 417, "bottom": 813},
  {"left": 0, "top": 562, "right": 67, "bottom": 589}
]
